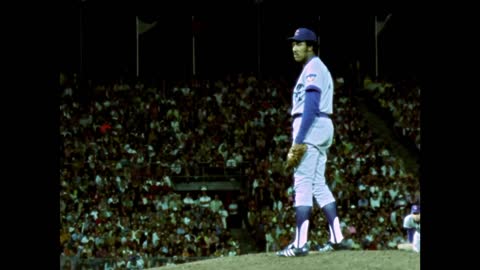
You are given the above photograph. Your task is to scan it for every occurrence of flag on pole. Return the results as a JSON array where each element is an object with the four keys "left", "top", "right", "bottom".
[
  {"left": 375, "top": 14, "right": 392, "bottom": 78},
  {"left": 137, "top": 16, "right": 158, "bottom": 35},
  {"left": 136, "top": 16, "right": 158, "bottom": 78},
  {"left": 375, "top": 14, "right": 392, "bottom": 37}
]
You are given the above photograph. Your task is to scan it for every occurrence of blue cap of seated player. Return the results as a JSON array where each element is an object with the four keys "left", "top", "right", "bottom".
[
  {"left": 288, "top": 28, "right": 317, "bottom": 42},
  {"left": 411, "top": 204, "right": 420, "bottom": 214}
]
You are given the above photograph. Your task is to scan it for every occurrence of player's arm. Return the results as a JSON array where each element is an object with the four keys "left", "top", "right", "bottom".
[{"left": 294, "top": 87, "right": 321, "bottom": 144}]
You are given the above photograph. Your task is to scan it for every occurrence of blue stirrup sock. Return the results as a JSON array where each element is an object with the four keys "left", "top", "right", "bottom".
[
  {"left": 293, "top": 206, "right": 312, "bottom": 248},
  {"left": 407, "top": 228, "right": 415, "bottom": 243},
  {"left": 322, "top": 201, "right": 344, "bottom": 244}
]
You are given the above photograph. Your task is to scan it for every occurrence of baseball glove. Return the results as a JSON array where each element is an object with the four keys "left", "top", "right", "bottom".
[{"left": 285, "top": 143, "right": 308, "bottom": 171}]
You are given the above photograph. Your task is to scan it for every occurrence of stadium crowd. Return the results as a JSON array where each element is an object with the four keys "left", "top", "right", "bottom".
[
  {"left": 60, "top": 72, "right": 420, "bottom": 269},
  {"left": 362, "top": 77, "right": 420, "bottom": 151}
]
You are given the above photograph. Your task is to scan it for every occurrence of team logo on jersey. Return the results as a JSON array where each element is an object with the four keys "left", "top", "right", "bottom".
[
  {"left": 296, "top": 83, "right": 304, "bottom": 90},
  {"left": 306, "top": 74, "right": 317, "bottom": 83}
]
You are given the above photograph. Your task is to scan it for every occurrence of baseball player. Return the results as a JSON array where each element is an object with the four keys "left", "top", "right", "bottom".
[
  {"left": 277, "top": 27, "right": 345, "bottom": 257},
  {"left": 398, "top": 204, "right": 421, "bottom": 252}
]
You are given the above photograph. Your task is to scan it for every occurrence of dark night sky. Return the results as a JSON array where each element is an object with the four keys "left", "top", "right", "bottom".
[{"left": 61, "top": 6, "right": 421, "bottom": 83}]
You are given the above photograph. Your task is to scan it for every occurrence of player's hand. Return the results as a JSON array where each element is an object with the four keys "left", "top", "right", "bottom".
[{"left": 285, "top": 143, "right": 308, "bottom": 171}]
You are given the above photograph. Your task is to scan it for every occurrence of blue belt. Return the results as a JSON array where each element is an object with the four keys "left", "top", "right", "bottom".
[{"left": 292, "top": 112, "right": 330, "bottom": 120}]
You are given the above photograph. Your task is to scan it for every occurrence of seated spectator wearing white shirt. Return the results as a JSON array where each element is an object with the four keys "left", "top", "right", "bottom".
[
  {"left": 199, "top": 186, "right": 212, "bottom": 210},
  {"left": 227, "top": 199, "right": 240, "bottom": 228},
  {"left": 183, "top": 192, "right": 195, "bottom": 210}
]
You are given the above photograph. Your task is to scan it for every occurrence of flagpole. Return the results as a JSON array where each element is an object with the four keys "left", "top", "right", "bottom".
[
  {"left": 256, "top": 0, "right": 262, "bottom": 79},
  {"left": 374, "top": 16, "right": 379, "bottom": 79},
  {"left": 79, "top": 6, "right": 83, "bottom": 81},
  {"left": 79, "top": 3, "right": 86, "bottom": 83},
  {"left": 136, "top": 16, "right": 140, "bottom": 78},
  {"left": 192, "top": 16, "right": 196, "bottom": 77}
]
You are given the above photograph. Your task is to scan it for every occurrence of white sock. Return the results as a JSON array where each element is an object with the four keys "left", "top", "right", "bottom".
[
  {"left": 329, "top": 217, "right": 344, "bottom": 243},
  {"left": 294, "top": 220, "right": 309, "bottom": 248}
]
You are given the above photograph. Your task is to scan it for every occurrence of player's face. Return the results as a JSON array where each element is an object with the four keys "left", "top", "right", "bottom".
[
  {"left": 291, "top": 41, "right": 309, "bottom": 63},
  {"left": 412, "top": 213, "right": 420, "bottom": 222}
]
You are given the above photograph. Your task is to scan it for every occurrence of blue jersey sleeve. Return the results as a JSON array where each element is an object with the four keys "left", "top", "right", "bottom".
[{"left": 294, "top": 89, "right": 320, "bottom": 144}]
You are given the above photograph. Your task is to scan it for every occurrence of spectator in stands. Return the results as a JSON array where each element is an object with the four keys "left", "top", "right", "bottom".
[
  {"left": 199, "top": 186, "right": 212, "bottom": 209},
  {"left": 227, "top": 199, "right": 240, "bottom": 228},
  {"left": 183, "top": 192, "right": 195, "bottom": 209},
  {"left": 210, "top": 194, "right": 224, "bottom": 213}
]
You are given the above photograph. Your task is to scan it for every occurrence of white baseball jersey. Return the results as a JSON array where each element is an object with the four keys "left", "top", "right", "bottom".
[
  {"left": 403, "top": 214, "right": 420, "bottom": 232},
  {"left": 291, "top": 56, "right": 334, "bottom": 115}
]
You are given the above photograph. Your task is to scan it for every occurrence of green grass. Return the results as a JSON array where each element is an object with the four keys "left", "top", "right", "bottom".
[{"left": 147, "top": 250, "right": 420, "bottom": 270}]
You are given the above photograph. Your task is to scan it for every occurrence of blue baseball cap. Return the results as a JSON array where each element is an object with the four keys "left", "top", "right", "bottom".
[
  {"left": 288, "top": 28, "right": 317, "bottom": 42},
  {"left": 411, "top": 204, "right": 420, "bottom": 214}
]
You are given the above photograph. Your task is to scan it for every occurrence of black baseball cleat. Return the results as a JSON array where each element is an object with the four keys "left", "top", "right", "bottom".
[
  {"left": 276, "top": 243, "right": 309, "bottom": 257},
  {"left": 317, "top": 240, "right": 349, "bottom": 252}
]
